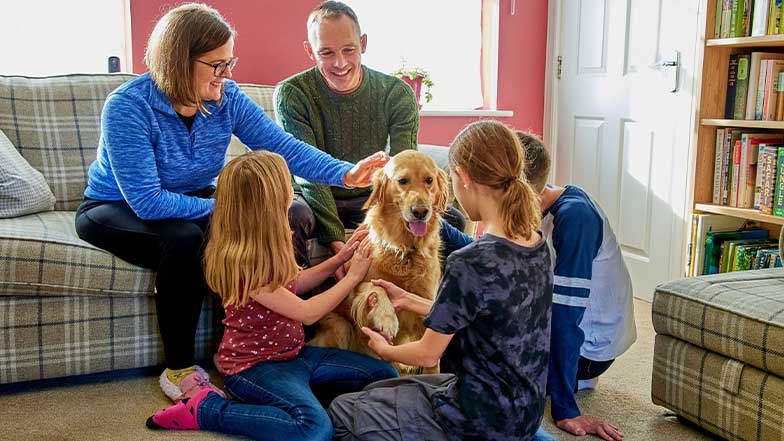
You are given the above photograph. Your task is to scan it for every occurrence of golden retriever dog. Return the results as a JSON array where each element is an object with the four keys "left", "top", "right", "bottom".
[{"left": 309, "top": 150, "right": 449, "bottom": 374}]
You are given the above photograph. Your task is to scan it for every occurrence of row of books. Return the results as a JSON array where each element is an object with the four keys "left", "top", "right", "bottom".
[
  {"left": 685, "top": 214, "right": 782, "bottom": 276},
  {"left": 714, "top": 0, "right": 784, "bottom": 38},
  {"left": 724, "top": 52, "right": 784, "bottom": 120},
  {"left": 711, "top": 129, "right": 784, "bottom": 215}
]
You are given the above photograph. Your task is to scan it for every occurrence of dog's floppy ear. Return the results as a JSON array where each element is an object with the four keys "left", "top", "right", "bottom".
[
  {"left": 363, "top": 168, "right": 388, "bottom": 210},
  {"left": 434, "top": 168, "right": 449, "bottom": 213}
]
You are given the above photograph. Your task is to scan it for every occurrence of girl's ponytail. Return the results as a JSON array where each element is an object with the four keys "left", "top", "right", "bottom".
[
  {"left": 450, "top": 120, "right": 542, "bottom": 241},
  {"left": 499, "top": 177, "right": 541, "bottom": 240}
]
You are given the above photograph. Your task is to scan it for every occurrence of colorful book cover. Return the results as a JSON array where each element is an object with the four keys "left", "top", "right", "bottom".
[
  {"left": 774, "top": 146, "right": 784, "bottom": 216},
  {"left": 752, "top": 0, "right": 771, "bottom": 36},
  {"left": 693, "top": 214, "right": 750, "bottom": 275},
  {"left": 703, "top": 229, "right": 769, "bottom": 274},
  {"left": 731, "top": 140, "right": 743, "bottom": 206},
  {"left": 756, "top": 59, "right": 769, "bottom": 119},
  {"left": 741, "top": 134, "right": 784, "bottom": 208},
  {"left": 744, "top": 52, "right": 784, "bottom": 120},
  {"left": 758, "top": 145, "right": 779, "bottom": 213}
]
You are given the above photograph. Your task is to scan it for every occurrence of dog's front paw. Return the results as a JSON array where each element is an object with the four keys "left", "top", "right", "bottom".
[{"left": 366, "top": 292, "right": 399, "bottom": 343}]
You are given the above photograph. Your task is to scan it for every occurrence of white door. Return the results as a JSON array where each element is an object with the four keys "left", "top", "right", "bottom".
[{"left": 553, "top": 0, "right": 699, "bottom": 301}]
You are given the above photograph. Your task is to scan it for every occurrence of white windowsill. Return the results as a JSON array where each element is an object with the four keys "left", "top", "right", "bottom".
[{"left": 419, "top": 109, "right": 514, "bottom": 117}]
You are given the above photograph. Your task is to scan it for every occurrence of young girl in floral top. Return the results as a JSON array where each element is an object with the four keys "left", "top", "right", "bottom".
[{"left": 146, "top": 151, "right": 397, "bottom": 440}]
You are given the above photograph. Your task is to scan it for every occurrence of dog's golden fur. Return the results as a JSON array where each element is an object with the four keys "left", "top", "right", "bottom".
[{"left": 309, "top": 150, "right": 448, "bottom": 374}]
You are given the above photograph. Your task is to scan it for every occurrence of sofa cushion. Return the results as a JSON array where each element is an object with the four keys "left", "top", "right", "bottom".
[
  {"left": 0, "top": 211, "right": 154, "bottom": 298},
  {"left": 0, "top": 128, "right": 55, "bottom": 218},
  {"left": 652, "top": 268, "right": 784, "bottom": 378},
  {"left": 0, "top": 74, "right": 136, "bottom": 211}
]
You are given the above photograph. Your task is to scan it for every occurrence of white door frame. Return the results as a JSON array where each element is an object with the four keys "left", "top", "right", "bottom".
[{"left": 541, "top": 0, "right": 705, "bottom": 292}]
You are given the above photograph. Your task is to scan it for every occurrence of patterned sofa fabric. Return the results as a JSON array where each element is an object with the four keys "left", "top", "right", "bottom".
[
  {"left": 652, "top": 268, "right": 784, "bottom": 378},
  {"left": 652, "top": 334, "right": 784, "bottom": 441}
]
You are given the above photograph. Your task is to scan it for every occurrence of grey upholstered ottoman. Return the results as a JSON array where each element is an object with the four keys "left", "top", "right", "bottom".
[{"left": 651, "top": 268, "right": 784, "bottom": 441}]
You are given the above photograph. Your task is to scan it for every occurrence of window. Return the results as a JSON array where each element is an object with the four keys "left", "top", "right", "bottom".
[
  {"left": 342, "top": 0, "right": 499, "bottom": 110},
  {"left": 3, "top": 0, "right": 131, "bottom": 76}
]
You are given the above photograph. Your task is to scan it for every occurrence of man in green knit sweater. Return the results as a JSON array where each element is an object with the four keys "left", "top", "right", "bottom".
[{"left": 276, "top": 1, "right": 465, "bottom": 268}]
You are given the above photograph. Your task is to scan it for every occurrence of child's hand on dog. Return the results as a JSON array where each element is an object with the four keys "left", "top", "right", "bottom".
[
  {"left": 346, "top": 238, "right": 373, "bottom": 281},
  {"left": 371, "top": 279, "right": 409, "bottom": 311},
  {"left": 333, "top": 225, "right": 369, "bottom": 280},
  {"left": 361, "top": 326, "right": 393, "bottom": 357}
]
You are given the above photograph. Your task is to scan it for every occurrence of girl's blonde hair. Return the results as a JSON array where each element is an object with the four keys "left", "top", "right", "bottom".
[
  {"left": 144, "top": 3, "right": 234, "bottom": 113},
  {"left": 448, "top": 120, "right": 541, "bottom": 240},
  {"left": 204, "top": 151, "right": 298, "bottom": 307}
]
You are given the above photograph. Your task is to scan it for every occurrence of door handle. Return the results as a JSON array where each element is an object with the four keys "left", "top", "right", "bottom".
[{"left": 649, "top": 50, "right": 680, "bottom": 93}]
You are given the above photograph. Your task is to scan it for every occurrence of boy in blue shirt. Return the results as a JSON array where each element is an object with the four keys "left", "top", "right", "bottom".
[{"left": 521, "top": 132, "right": 634, "bottom": 441}]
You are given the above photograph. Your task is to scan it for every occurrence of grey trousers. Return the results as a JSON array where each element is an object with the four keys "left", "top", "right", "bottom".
[{"left": 328, "top": 374, "right": 454, "bottom": 441}]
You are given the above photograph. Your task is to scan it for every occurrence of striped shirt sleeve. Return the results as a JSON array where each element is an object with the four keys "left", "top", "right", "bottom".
[{"left": 550, "top": 203, "right": 603, "bottom": 307}]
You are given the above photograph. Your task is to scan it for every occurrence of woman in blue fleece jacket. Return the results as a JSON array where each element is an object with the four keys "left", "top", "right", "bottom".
[{"left": 74, "top": 3, "right": 387, "bottom": 402}]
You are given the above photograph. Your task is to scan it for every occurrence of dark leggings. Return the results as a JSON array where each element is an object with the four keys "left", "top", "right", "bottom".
[{"left": 74, "top": 188, "right": 215, "bottom": 370}]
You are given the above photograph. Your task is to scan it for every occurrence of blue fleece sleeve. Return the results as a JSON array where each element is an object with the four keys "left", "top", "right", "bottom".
[
  {"left": 230, "top": 89, "right": 353, "bottom": 187},
  {"left": 101, "top": 93, "right": 214, "bottom": 220}
]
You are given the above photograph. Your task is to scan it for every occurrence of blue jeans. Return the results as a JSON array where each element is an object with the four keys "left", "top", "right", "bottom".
[{"left": 198, "top": 345, "right": 398, "bottom": 441}]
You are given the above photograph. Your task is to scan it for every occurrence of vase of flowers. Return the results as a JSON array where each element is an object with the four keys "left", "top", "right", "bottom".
[{"left": 392, "top": 65, "right": 433, "bottom": 109}]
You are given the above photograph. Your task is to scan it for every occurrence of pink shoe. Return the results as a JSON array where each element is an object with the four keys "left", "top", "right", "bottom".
[
  {"left": 177, "top": 371, "right": 226, "bottom": 400},
  {"left": 146, "top": 388, "right": 213, "bottom": 431}
]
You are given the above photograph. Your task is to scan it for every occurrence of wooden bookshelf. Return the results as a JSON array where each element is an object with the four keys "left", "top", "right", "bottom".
[
  {"left": 695, "top": 204, "right": 784, "bottom": 225},
  {"left": 707, "top": 34, "right": 784, "bottom": 48},
  {"left": 701, "top": 119, "right": 784, "bottom": 129},
  {"left": 689, "top": 0, "right": 783, "bottom": 266}
]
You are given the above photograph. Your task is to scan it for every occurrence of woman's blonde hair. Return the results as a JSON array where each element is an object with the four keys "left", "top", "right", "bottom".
[
  {"left": 448, "top": 120, "right": 541, "bottom": 240},
  {"left": 204, "top": 151, "right": 298, "bottom": 307},
  {"left": 144, "top": 3, "right": 234, "bottom": 113}
]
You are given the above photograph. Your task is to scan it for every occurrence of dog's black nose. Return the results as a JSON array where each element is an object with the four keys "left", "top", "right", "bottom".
[{"left": 411, "top": 205, "right": 429, "bottom": 220}]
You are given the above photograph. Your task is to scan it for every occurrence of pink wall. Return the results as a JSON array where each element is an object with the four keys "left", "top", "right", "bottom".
[{"left": 130, "top": 1, "right": 547, "bottom": 145}]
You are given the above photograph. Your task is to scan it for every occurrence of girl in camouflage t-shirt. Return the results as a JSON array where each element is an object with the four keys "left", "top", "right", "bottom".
[{"left": 328, "top": 120, "right": 554, "bottom": 441}]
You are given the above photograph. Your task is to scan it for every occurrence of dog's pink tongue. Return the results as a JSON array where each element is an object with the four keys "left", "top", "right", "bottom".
[{"left": 408, "top": 221, "right": 428, "bottom": 237}]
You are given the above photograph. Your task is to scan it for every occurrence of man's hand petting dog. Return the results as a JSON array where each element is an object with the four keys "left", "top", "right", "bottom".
[{"left": 333, "top": 225, "right": 369, "bottom": 280}]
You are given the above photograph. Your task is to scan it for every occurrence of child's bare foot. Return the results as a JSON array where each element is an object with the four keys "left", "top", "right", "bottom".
[{"left": 556, "top": 415, "right": 623, "bottom": 440}]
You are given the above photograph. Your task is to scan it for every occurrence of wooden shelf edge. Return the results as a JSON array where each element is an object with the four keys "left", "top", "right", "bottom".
[
  {"left": 706, "top": 35, "right": 784, "bottom": 48},
  {"left": 701, "top": 119, "right": 784, "bottom": 129},
  {"left": 695, "top": 204, "right": 784, "bottom": 225}
]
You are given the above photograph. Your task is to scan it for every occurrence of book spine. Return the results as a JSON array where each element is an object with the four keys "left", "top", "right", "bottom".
[
  {"left": 725, "top": 0, "right": 736, "bottom": 37},
  {"left": 756, "top": 59, "right": 769, "bottom": 119},
  {"left": 732, "top": 0, "right": 742, "bottom": 36},
  {"left": 739, "top": 134, "right": 750, "bottom": 207},
  {"left": 774, "top": 146, "right": 784, "bottom": 216},
  {"left": 726, "top": 54, "right": 740, "bottom": 118},
  {"left": 763, "top": 60, "right": 775, "bottom": 119},
  {"left": 767, "top": 62, "right": 784, "bottom": 120},
  {"left": 714, "top": 129, "right": 726, "bottom": 204},
  {"left": 722, "top": 131, "right": 736, "bottom": 204},
  {"left": 732, "top": 140, "right": 743, "bottom": 206},
  {"left": 754, "top": 144, "right": 766, "bottom": 208},
  {"left": 735, "top": 55, "right": 751, "bottom": 119},
  {"left": 777, "top": 71, "right": 784, "bottom": 119},
  {"left": 752, "top": 0, "right": 770, "bottom": 36},
  {"left": 759, "top": 147, "right": 776, "bottom": 213},
  {"left": 717, "top": 0, "right": 726, "bottom": 37}
]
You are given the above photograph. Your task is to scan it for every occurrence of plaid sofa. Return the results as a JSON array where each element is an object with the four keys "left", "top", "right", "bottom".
[{"left": 652, "top": 268, "right": 784, "bottom": 441}]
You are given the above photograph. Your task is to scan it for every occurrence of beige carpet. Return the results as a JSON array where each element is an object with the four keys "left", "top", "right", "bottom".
[{"left": 0, "top": 299, "right": 721, "bottom": 441}]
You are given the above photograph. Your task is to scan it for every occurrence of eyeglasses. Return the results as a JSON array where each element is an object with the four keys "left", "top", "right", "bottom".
[{"left": 196, "top": 57, "right": 239, "bottom": 77}]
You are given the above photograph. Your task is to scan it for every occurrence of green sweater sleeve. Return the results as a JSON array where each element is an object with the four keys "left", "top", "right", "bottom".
[
  {"left": 274, "top": 82, "right": 347, "bottom": 244},
  {"left": 387, "top": 81, "right": 420, "bottom": 155}
]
